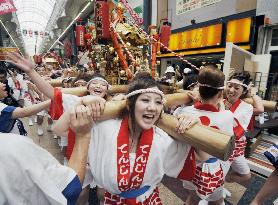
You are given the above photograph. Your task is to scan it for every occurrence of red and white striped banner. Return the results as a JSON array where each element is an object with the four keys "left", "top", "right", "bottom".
[
  {"left": 126, "top": 17, "right": 198, "bottom": 70},
  {"left": 120, "top": 0, "right": 143, "bottom": 25}
]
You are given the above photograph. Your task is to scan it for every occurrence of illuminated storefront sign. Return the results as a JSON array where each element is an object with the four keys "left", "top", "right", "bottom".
[
  {"left": 226, "top": 17, "right": 252, "bottom": 43},
  {"left": 168, "top": 23, "right": 222, "bottom": 51},
  {"left": 0, "top": 47, "right": 18, "bottom": 61}
]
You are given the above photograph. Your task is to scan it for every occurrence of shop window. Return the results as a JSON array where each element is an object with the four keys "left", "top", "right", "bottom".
[{"left": 271, "top": 29, "right": 278, "bottom": 46}]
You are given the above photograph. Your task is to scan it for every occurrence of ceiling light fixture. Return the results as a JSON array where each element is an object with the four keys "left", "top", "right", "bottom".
[{"left": 45, "top": 1, "right": 93, "bottom": 55}]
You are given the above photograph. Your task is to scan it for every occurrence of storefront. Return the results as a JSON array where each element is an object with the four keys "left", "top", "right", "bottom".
[{"left": 157, "top": 12, "right": 258, "bottom": 75}]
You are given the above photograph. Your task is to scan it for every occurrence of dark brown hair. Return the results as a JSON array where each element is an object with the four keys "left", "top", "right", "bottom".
[
  {"left": 198, "top": 65, "right": 225, "bottom": 100},
  {"left": 124, "top": 76, "right": 163, "bottom": 132},
  {"left": 228, "top": 71, "right": 252, "bottom": 91}
]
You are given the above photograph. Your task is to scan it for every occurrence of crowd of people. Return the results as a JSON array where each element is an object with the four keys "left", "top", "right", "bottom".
[{"left": 0, "top": 51, "right": 277, "bottom": 205}]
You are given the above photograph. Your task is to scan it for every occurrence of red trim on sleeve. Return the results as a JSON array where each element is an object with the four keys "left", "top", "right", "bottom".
[
  {"left": 66, "top": 128, "right": 76, "bottom": 160},
  {"left": 177, "top": 147, "right": 196, "bottom": 181},
  {"left": 49, "top": 88, "right": 64, "bottom": 120},
  {"left": 247, "top": 115, "right": 255, "bottom": 132}
]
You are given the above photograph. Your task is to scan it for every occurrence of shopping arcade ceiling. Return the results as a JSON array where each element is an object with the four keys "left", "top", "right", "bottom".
[
  {"left": 0, "top": 0, "right": 91, "bottom": 56},
  {"left": 12, "top": 0, "right": 57, "bottom": 56}
]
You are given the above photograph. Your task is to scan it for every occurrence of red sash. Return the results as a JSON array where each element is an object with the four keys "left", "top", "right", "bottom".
[
  {"left": 117, "top": 117, "right": 154, "bottom": 192},
  {"left": 224, "top": 99, "right": 245, "bottom": 139}
]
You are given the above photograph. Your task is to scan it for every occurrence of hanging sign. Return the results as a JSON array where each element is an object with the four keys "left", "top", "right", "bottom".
[
  {"left": 0, "top": 0, "right": 16, "bottom": 15},
  {"left": 176, "top": 0, "right": 223, "bottom": 15},
  {"left": 95, "top": 0, "right": 110, "bottom": 39},
  {"left": 168, "top": 23, "right": 222, "bottom": 50},
  {"left": 75, "top": 25, "right": 85, "bottom": 47},
  {"left": 21, "top": 29, "right": 49, "bottom": 38}
]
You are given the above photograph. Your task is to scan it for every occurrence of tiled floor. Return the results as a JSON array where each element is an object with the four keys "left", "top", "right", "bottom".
[
  {"left": 23, "top": 117, "right": 64, "bottom": 163},
  {"left": 22, "top": 117, "right": 271, "bottom": 205}
]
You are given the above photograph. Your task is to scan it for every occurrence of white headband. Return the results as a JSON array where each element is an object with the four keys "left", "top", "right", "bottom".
[
  {"left": 125, "top": 88, "right": 166, "bottom": 104},
  {"left": 226, "top": 80, "right": 251, "bottom": 90},
  {"left": 198, "top": 83, "right": 225, "bottom": 90},
  {"left": 87, "top": 77, "right": 112, "bottom": 89},
  {"left": 187, "top": 82, "right": 197, "bottom": 89}
]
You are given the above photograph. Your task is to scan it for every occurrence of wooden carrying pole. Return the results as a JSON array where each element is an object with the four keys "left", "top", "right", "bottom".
[
  {"left": 57, "top": 85, "right": 277, "bottom": 112},
  {"left": 49, "top": 79, "right": 63, "bottom": 87},
  {"left": 243, "top": 98, "right": 277, "bottom": 112},
  {"left": 59, "top": 87, "right": 277, "bottom": 112},
  {"left": 157, "top": 114, "right": 235, "bottom": 161},
  {"left": 58, "top": 85, "right": 129, "bottom": 96},
  {"left": 49, "top": 79, "right": 129, "bottom": 95},
  {"left": 174, "top": 89, "right": 277, "bottom": 112},
  {"left": 99, "top": 100, "right": 235, "bottom": 161}
]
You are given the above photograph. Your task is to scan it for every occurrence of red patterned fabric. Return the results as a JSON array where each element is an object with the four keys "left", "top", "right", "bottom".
[
  {"left": 103, "top": 118, "right": 164, "bottom": 204},
  {"left": 227, "top": 98, "right": 248, "bottom": 159},
  {"left": 116, "top": 117, "right": 153, "bottom": 191},
  {"left": 192, "top": 166, "right": 224, "bottom": 197},
  {"left": 228, "top": 139, "right": 247, "bottom": 161},
  {"left": 192, "top": 102, "right": 224, "bottom": 197}
]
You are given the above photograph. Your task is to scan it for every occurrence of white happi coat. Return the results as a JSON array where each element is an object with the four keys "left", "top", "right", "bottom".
[
  {"left": 85, "top": 118, "right": 194, "bottom": 204},
  {"left": 0, "top": 134, "right": 78, "bottom": 205},
  {"left": 174, "top": 102, "right": 234, "bottom": 199},
  {"left": 225, "top": 99, "right": 253, "bottom": 160},
  {"left": 50, "top": 89, "right": 81, "bottom": 116},
  {"left": 49, "top": 90, "right": 82, "bottom": 158}
]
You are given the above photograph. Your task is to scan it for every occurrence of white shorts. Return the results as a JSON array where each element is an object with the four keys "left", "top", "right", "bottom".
[{"left": 231, "top": 155, "right": 250, "bottom": 175}]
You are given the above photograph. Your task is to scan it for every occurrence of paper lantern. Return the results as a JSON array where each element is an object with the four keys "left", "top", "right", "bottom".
[{"left": 160, "top": 22, "right": 171, "bottom": 50}]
